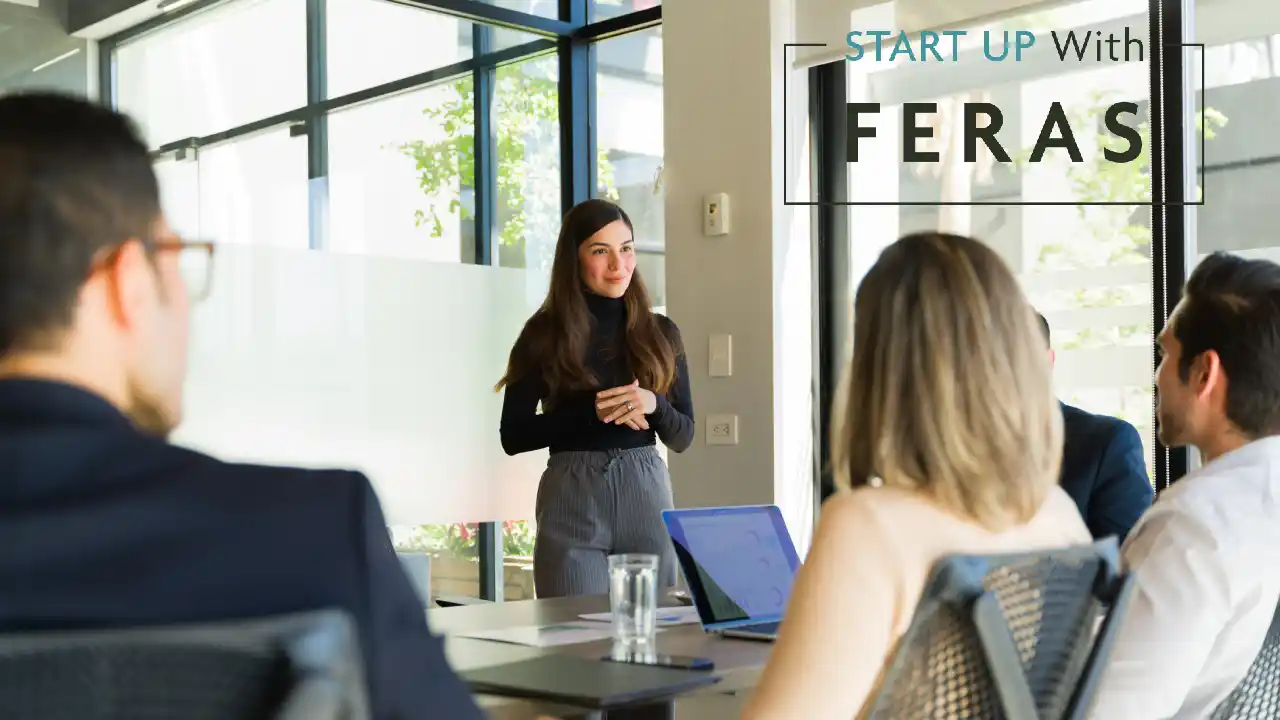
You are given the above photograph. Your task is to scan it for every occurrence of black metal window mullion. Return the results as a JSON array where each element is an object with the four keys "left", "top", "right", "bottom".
[
  {"left": 1150, "top": 0, "right": 1191, "bottom": 494},
  {"left": 305, "top": 0, "right": 329, "bottom": 252},
  {"left": 472, "top": 22, "right": 504, "bottom": 602},
  {"left": 98, "top": 39, "right": 118, "bottom": 110},
  {"left": 395, "top": 0, "right": 573, "bottom": 37},
  {"left": 474, "top": 25, "right": 497, "bottom": 267},
  {"left": 559, "top": 0, "right": 592, "bottom": 214},
  {"left": 810, "top": 62, "right": 849, "bottom": 512}
]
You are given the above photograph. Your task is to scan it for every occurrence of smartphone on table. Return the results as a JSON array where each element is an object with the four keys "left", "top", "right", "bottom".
[{"left": 601, "top": 650, "right": 714, "bottom": 671}]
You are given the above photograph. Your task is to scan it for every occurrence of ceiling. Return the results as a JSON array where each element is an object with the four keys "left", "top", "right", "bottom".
[{"left": 0, "top": 0, "right": 87, "bottom": 94}]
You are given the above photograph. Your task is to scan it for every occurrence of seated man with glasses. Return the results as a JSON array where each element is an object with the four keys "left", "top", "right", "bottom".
[{"left": 0, "top": 93, "right": 483, "bottom": 719}]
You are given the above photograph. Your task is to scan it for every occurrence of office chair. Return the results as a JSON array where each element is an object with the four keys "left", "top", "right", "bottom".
[
  {"left": 0, "top": 608, "right": 370, "bottom": 720},
  {"left": 1211, "top": 597, "right": 1280, "bottom": 719},
  {"left": 864, "top": 539, "right": 1134, "bottom": 720}
]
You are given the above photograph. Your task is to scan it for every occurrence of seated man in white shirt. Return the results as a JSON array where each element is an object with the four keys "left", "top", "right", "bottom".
[{"left": 1092, "top": 251, "right": 1280, "bottom": 718}]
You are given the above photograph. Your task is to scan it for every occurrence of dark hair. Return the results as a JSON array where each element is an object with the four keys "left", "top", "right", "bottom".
[
  {"left": 0, "top": 92, "right": 160, "bottom": 356},
  {"left": 1036, "top": 311, "right": 1050, "bottom": 346},
  {"left": 496, "top": 198, "right": 677, "bottom": 402},
  {"left": 1172, "top": 251, "right": 1280, "bottom": 438}
]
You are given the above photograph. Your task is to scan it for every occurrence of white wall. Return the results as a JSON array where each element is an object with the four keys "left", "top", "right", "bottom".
[{"left": 664, "top": 0, "right": 815, "bottom": 555}]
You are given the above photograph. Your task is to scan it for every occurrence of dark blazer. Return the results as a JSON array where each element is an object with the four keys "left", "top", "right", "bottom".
[
  {"left": 0, "top": 379, "right": 482, "bottom": 720},
  {"left": 1059, "top": 401, "right": 1154, "bottom": 544}
]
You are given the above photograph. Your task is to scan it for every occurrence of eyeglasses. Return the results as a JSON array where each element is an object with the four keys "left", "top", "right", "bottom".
[
  {"left": 155, "top": 238, "right": 216, "bottom": 303},
  {"left": 87, "top": 237, "right": 217, "bottom": 303}
]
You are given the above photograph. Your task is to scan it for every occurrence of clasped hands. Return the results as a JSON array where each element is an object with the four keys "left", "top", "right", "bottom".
[{"left": 595, "top": 380, "right": 657, "bottom": 431}]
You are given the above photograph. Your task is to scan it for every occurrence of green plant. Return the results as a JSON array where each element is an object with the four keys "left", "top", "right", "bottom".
[
  {"left": 391, "top": 60, "right": 618, "bottom": 269},
  {"left": 394, "top": 520, "right": 537, "bottom": 560},
  {"left": 1009, "top": 89, "right": 1227, "bottom": 470},
  {"left": 1016, "top": 92, "right": 1226, "bottom": 327}
]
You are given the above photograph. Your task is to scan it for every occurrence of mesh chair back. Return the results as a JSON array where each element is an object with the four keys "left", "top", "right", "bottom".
[
  {"left": 865, "top": 539, "right": 1133, "bottom": 720},
  {"left": 0, "top": 609, "right": 370, "bottom": 720},
  {"left": 1211, "top": 598, "right": 1280, "bottom": 719}
]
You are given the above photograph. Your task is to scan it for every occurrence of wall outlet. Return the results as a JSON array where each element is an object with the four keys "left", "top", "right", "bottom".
[{"left": 706, "top": 414, "right": 738, "bottom": 445}]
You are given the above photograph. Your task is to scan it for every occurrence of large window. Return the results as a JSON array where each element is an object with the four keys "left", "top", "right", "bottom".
[
  {"left": 1191, "top": 0, "right": 1280, "bottom": 266},
  {"left": 115, "top": 0, "right": 307, "bottom": 149},
  {"left": 493, "top": 55, "right": 562, "bottom": 273},
  {"left": 326, "top": 0, "right": 473, "bottom": 98},
  {"left": 1186, "top": 0, "right": 1280, "bottom": 469},
  {"left": 595, "top": 26, "right": 665, "bottom": 308},
  {"left": 844, "top": 2, "right": 1157, "bottom": 479},
  {"left": 328, "top": 83, "right": 476, "bottom": 261},
  {"left": 829, "top": 0, "right": 1158, "bottom": 482},
  {"left": 103, "top": 0, "right": 662, "bottom": 603},
  {"left": 813, "top": 0, "right": 1237, "bottom": 493}
]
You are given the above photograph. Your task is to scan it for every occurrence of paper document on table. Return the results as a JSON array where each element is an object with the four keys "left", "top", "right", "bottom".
[
  {"left": 577, "top": 605, "right": 701, "bottom": 627},
  {"left": 457, "top": 622, "right": 655, "bottom": 648}
]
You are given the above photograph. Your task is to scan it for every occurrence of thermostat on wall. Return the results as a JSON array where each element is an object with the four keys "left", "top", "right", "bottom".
[{"left": 704, "top": 193, "right": 730, "bottom": 237}]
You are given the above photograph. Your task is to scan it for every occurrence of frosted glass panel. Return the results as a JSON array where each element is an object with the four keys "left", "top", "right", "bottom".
[{"left": 172, "top": 245, "right": 547, "bottom": 525}]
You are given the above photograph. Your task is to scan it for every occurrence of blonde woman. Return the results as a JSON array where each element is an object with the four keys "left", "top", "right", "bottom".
[{"left": 743, "top": 232, "right": 1091, "bottom": 719}]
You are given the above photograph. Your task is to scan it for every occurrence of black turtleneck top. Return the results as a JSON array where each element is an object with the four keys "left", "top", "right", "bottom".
[{"left": 499, "top": 293, "right": 695, "bottom": 455}]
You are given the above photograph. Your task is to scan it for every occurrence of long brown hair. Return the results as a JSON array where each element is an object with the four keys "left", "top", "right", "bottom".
[
  {"left": 495, "top": 199, "right": 678, "bottom": 404},
  {"left": 830, "top": 231, "right": 1062, "bottom": 531}
]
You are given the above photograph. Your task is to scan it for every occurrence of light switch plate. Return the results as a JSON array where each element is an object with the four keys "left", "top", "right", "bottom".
[
  {"left": 706, "top": 414, "right": 738, "bottom": 445},
  {"left": 709, "top": 333, "right": 732, "bottom": 377}
]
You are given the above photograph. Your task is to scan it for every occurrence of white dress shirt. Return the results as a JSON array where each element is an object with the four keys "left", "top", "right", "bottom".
[{"left": 1091, "top": 436, "right": 1280, "bottom": 719}]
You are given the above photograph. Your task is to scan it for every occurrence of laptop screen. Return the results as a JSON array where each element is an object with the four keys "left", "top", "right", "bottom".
[{"left": 662, "top": 505, "right": 801, "bottom": 629}]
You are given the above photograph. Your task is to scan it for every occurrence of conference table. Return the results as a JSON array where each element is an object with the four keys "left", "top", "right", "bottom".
[{"left": 429, "top": 594, "right": 774, "bottom": 719}]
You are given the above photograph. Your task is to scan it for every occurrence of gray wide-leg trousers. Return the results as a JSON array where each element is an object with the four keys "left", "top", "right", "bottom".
[{"left": 533, "top": 446, "right": 677, "bottom": 598}]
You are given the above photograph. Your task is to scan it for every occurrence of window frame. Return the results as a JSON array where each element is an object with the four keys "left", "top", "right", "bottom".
[{"left": 98, "top": 0, "right": 662, "bottom": 602}]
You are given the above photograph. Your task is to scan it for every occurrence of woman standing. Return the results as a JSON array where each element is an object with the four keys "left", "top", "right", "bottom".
[{"left": 497, "top": 199, "right": 694, "bottom": 598}]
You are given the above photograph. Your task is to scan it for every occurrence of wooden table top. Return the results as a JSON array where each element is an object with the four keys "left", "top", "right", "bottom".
[{"left": 429, "top": 595, "right": 771, "bottom": 719}]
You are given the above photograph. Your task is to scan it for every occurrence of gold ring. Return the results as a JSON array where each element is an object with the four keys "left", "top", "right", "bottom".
[{"left": 626, "top": 401, "right": 634, "bottom": 411}]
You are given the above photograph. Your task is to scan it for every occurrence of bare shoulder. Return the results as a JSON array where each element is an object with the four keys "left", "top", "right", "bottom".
[
  {"left": 825, "top": 483, "right": 935, "bottom": 517},
  {"left": 815, "top": 486, "right": 906, "bottom": 540}
]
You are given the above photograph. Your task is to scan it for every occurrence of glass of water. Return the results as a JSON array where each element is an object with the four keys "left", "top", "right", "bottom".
[{"left": 608, "top": 553, "right": 659, "bottom": 644}]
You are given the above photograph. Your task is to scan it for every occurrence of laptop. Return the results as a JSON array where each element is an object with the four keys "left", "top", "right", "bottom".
[{"left": 661, "top": 505, "right": 801, "bottom": 641}]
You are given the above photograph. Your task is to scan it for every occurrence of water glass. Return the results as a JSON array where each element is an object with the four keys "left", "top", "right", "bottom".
[{"left": 608, "top": 553, "right": 659, "bottom": 644}]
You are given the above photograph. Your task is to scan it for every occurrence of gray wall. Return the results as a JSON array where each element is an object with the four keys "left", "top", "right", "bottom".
[{"left": 1198, "top": 79, "right": 1280, "bottom": 254}]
